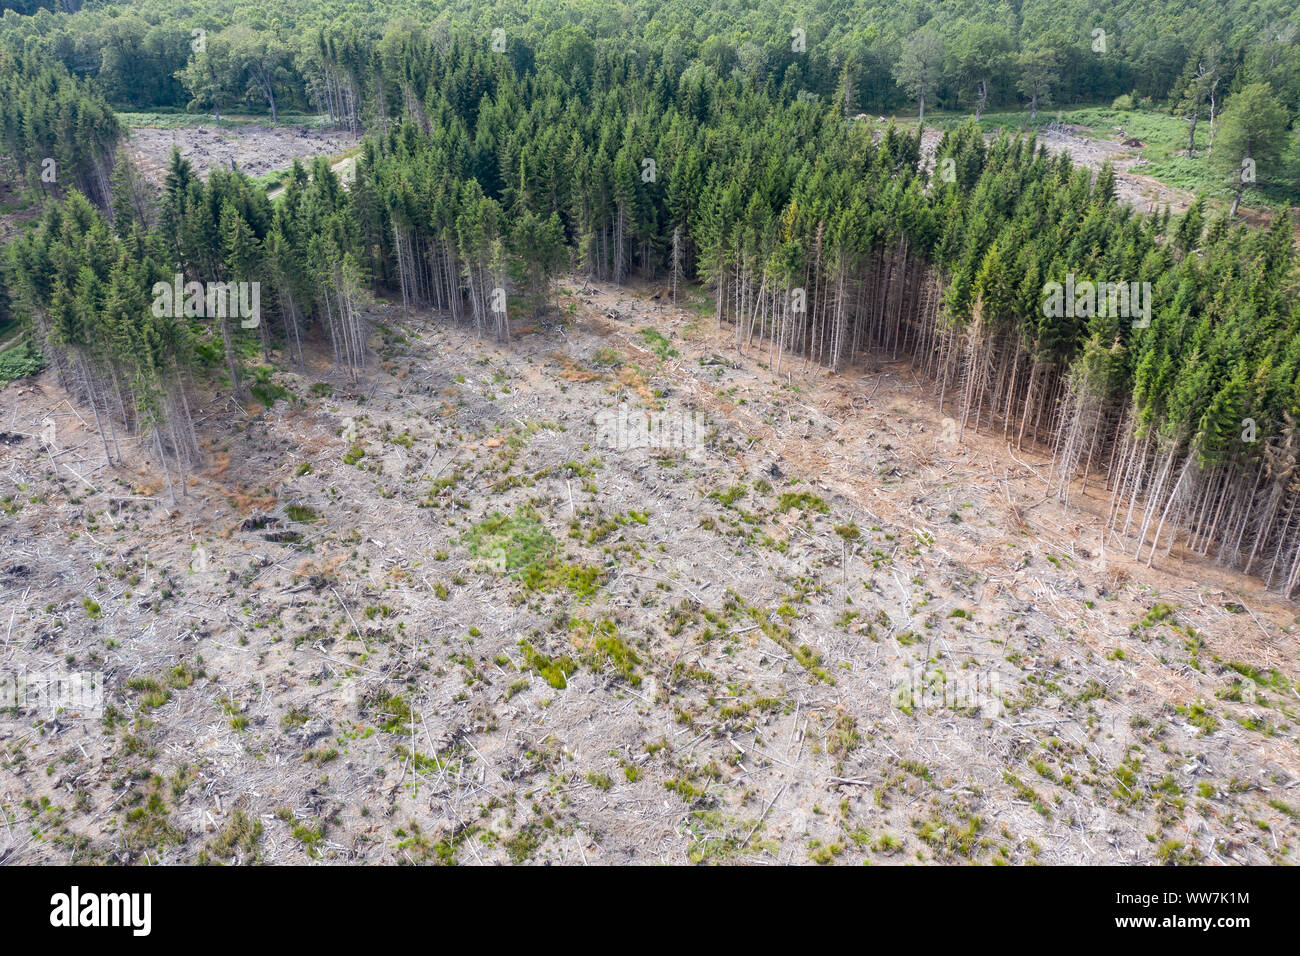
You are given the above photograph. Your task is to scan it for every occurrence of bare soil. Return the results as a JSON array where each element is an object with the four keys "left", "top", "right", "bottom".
[
  {"left": 1035, "top": 123, "right": 1192, "bottom": 215},
  {"left": 124, "top": 123, "right": 359, "bottom": 183},
  {"left": 1, "top": 281, "right": 1296, "bottom": 865}
]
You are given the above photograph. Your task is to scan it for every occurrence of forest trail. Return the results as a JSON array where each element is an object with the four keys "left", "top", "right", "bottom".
[{"left": 265, "top": 153, "right": 359, "bottom": 201}]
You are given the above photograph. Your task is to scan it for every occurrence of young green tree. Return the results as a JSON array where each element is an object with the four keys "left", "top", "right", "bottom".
[
  {"left": 177, "top": 34, "right": 240, "bottom": 121},
  {"left": 950, "top": 22, "right": 1015, "bottom": 120},
  {"left": 893, "top": 28, "right": 944, "bottom": 124},
  {"left": 1212, "top": 83, "right": 1290, "bottom": 216},
  {"left": 509, "top": 210, "right": 566, "bottom": 315},
  {"left": 224, "top": 24, "right": 291, "bottom": 122},
  {"left": 1174, "top": 48, "right": 1221, "bottom": 156},
  {"left": 1017, "top": 47, "right": 1059, "bottom": 121}
]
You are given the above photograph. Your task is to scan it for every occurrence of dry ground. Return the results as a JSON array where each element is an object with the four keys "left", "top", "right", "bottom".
[
  {"left": 124, "top": 123, "right": 359, "bottom": 183},
  {"left": 1034, "top": 124, "right": 1192, "bottom": 215},
  {"left": 1, "top": 279, "right": 1297, "bottom": 865}
]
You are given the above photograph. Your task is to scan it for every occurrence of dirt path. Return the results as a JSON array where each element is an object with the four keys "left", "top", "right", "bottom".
[
  {"left": 266, "top": 154, "right": 358, "bottom": 201},
  {"left": 0, "top": 331, "right": 27, "bottom": 354}
]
